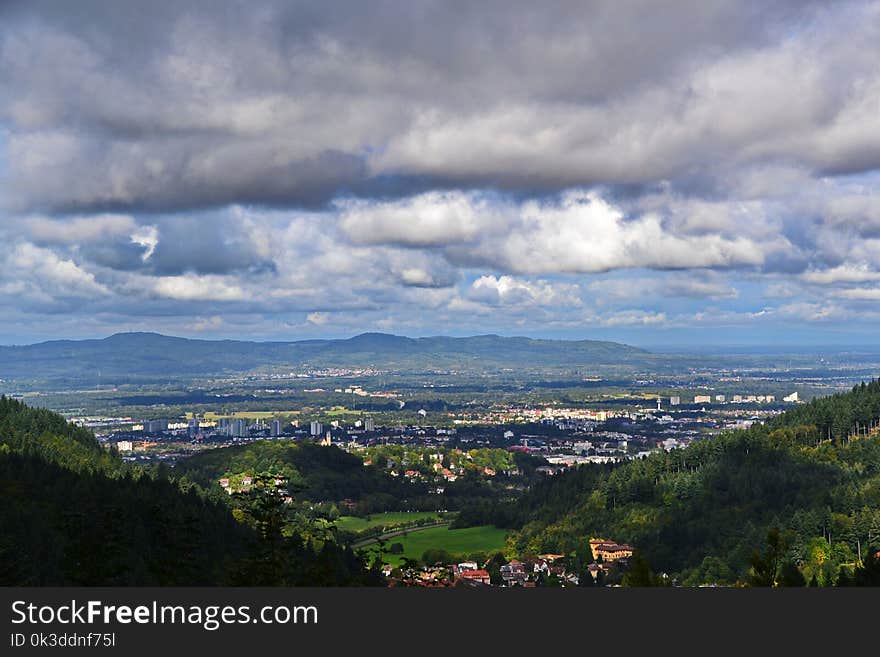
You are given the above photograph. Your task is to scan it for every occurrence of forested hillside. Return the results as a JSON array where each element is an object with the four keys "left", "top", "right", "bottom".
[
  {"left": 174, "top": 440, "right": 521, "bottom": 517},
  {"left": 501, "top": 380, "right": 880, "bottom": 585},
  {"left": 174, "top": 440, "right": 418, "bottom": 510},
  {"left": 0, "top": 397, "right": 381, "bottom": 586}
]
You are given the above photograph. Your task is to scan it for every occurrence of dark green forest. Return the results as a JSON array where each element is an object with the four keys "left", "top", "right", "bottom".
[
  {"left": 492, "top": 380, "right": 880, "bottom": 585},
  {"left": 0, "top": 396, "right": 382, "bottom": 586}
]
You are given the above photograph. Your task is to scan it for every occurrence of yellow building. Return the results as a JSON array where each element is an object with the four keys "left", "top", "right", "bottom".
[{"left": 589, "top": 538, "right": 634, "bottom": 562}]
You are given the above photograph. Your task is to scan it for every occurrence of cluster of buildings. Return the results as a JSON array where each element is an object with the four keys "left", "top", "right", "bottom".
[
  {"left": 669, "top": 392, "right": 799, "bottom": 406},
  {"left": 361, "top": 448, "right": 507, "bottom": 487},
  {"left": 387, "top": 539, "right": 635, "bottom": 587},
  {"left": 126, "top": 413, "right": 381, "bottom": 443},
  {"left": 453, "top": 407, "right": 621, "bottom": 426},
  {"left": 112, "top": 439, "right": 157, "bottom": 454},
  {"left": 100, "top": 410, "right": 398, "bottom": 463},
  {"left": 72, "top": 416, "right": 134, "bottom": 429},
  {"left": 101, "top": 385, "right": 796, "bottom": 470},
  {"left": 259, "top": 367, "right": 384, "bottom": 380}
]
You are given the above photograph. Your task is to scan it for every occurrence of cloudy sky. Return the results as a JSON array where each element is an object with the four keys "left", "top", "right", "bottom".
[{"left": 2, "top": 0, "right": 880, "bottom": 347}]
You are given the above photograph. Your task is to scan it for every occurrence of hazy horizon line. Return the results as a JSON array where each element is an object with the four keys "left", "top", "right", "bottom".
[{"left": 2, "top": 329, "right": 880, "bottom": 355}]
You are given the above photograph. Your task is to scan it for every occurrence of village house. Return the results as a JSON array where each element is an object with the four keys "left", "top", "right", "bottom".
[
  {"left": 456, "top": 569, "right": 491, "bottom": 586},
  {"left": 501, "top": 560, "right": 528, "bottom": 586},
  {"left": 532, "top": 558, "right": 549, "bottom": 574}
]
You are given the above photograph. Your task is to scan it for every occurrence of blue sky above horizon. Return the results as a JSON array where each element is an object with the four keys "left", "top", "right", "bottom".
[{"left": 2, "top": 1, "right": 880, "bottom": 349}]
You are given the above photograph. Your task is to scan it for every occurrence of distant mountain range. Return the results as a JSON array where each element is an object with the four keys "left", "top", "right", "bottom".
[{"left": 0, "top": 332, "right": 649, "bottom": 381}]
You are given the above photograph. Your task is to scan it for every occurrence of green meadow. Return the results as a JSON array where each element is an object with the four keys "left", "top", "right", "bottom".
[
  {"left": 335, "top": 512, "right": 447, "bottom": 533},
  {"left": 373, "top": 525, "right": 508, "bottom": 566}
]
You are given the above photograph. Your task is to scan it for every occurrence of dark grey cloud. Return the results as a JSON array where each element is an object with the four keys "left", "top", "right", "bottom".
[{"left": 1, "top": 0, "right": 864, "bottom": 214}]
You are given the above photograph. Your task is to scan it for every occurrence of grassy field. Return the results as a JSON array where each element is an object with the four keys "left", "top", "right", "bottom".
[
  {"left": 371, "top": 525, "right": 508, "bottom": 566},
  {"left": 335, "top": 512, "right": 447, "bottom": 533},
  {"left": 324, "top": 406, "right": 357, "bottom": 417}
]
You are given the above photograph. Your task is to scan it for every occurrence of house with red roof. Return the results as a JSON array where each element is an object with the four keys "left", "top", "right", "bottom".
[{"left": 457, "top": 569, "right": 491, "bottom": 585}]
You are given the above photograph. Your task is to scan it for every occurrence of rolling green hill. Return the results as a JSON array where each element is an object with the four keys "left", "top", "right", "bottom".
[
  {"left": 172, "top": 440, "right": 516, "bottom": 517},
  {"left": 0, "top": 331, "right": 649, "bottom": 381},
  {"left": 173, "top": 439, "right": 422, "bottom": 510}
]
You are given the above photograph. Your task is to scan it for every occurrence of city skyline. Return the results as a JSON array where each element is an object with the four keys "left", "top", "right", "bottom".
[{"left": 2, "top": 1, "right": 880, "bottom": 347}]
